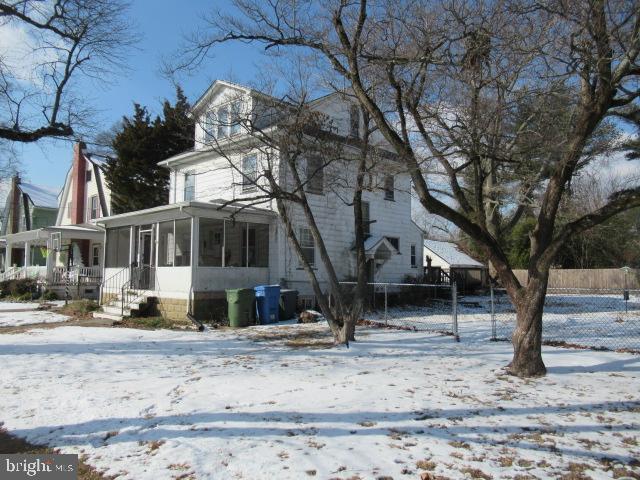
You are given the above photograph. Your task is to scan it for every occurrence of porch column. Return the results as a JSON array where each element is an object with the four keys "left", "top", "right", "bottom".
[
  {"left": 24, "top": 241, "right": 31, "bottom": 267},
  {"left": 5, "top": 242, "right": 12, "bottom": 269},
  {"left": 190, "top": 217, "right": 199, "bottom": 269},
  {"left": 45, "top": 241, "right": 54, "bottom": 281}
]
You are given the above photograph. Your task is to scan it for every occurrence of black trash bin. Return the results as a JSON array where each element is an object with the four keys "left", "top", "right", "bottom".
[{"left": 279, "top": 289, "right": 298, "bottom": 320}]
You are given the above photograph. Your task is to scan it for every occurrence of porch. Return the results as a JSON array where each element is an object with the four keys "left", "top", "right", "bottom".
[
  {"left": 97, "top": 201, "right": 278, "bottom": 321},
  {"left": 0, "top": 225, "right": 105, "bottom": 292}
]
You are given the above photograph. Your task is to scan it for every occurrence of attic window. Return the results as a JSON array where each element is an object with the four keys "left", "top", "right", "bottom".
[
  {"left": 217, "top": 106, "right": 229, "bottom": 138},
  {"left": 230, "top": 101, "right": 242, "bottom": 136},
  {"left": 204, "top": 110, "right": 216, "bottom": 141},
  {"left": 86, "top": 170, "right": 92, "bottom": 182}
]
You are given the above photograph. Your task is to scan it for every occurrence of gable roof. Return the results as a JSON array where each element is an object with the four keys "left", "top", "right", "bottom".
[
  {"left": 423, "top": 239, "right": 485, "bottom": 269},
  {"left": 20, "top": 183, "right": 59, "bottom": 209}
]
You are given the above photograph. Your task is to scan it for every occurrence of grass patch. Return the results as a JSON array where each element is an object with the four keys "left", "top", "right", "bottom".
[
  {"left": 116, "top": 316, "right": 189, "bottom": 330},
  {"left": 56, "top": 300, "right": 100, "bottom": 319},
  {"left": 0, "top": 427, "right": 110, "bottom": 479}
]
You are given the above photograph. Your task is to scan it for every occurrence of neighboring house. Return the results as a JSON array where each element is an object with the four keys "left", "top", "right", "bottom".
[
  {"left": 423, "top": 239, "right": 488, "bottom": 292},
  {"left": 97, "top": 80, "right": 424, "bottom": 321},
  {"left": 0, "top": 176, "right": 59, "bottom": 269},
  {"left": 0, "top": 143, "right": 110, "bottom": 298}
]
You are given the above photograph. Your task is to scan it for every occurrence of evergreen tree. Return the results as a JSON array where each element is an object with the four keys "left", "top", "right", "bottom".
[{"left": 105, "top": 87, "right": 195, "bottom": 214}]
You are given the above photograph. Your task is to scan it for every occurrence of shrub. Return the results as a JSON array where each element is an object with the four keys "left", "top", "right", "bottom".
[
  {"left": 58, "top": 300, "right": 100, "bottom": 317},
  {"left": 16, "top": 292, "right": 38, "bottom": 302},
  {"left": 0, "top": 278, "right": 39, "bottom": 299},
  {"left": 43, "top": 290, "right": 59, "bottom": 301}
]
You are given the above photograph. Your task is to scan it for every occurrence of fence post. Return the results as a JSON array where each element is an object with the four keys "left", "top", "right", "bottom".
[
  {"left": 452, "top": 282, "right": 459, "bottom": 342},
  {"left": 384, "top": 284, "right": 388, "bottom": 326},
  {"left": 490, "top": 283, "right": 496, "bottom": 341}
]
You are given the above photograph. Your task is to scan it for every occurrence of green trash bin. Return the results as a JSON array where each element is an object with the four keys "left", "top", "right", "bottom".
[{"left": 226, "top": 288, "right": 255, "bottom": 327}]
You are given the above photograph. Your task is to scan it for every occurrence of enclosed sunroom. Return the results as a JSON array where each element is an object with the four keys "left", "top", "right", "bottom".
[{"left": 97, "top": 200, "right": 278, "bottom": 321}]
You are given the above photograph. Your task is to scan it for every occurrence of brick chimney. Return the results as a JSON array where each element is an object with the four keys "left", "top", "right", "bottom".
[
  {"left": 10, "top": 174, "right": 21, "bottom": 234},
  {"left": 71, "top": 142, "right": 87, "bottom": 225},
  {"left": 71, "top": 142, "right": 90, "bottom": 265}
]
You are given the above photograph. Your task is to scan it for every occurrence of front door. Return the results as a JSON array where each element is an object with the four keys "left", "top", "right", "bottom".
[{"left": 133, "top": 227, "right": 155, "bottom": 289}]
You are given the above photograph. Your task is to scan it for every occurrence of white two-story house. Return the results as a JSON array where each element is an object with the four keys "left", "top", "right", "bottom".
[{"left": 97, "top": 80, "right": 424, "bottom": 321}]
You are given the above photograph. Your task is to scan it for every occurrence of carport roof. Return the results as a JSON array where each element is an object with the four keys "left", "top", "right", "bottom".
[{"left": 424, "top": 239, "right": 485, "bottom": 269}]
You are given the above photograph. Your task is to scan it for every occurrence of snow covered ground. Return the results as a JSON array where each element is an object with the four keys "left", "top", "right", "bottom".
[
  {"left": 0, "top": 301, "right": 43, "bottom": 311},
  {"left": 0, "top": 322, "right": 638, "bottom": 479},
  {"left": 0, "top": 303, "right": 70, "bottom": 327}
]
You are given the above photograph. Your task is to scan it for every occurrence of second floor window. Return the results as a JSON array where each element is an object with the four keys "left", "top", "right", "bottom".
[
  {"left": 86, "top": 169, "right": 92, "bottom": 182},
  {"left": 362, "top": 201, "right": 370, "bottom": 237},
  {"left": 349, "top": 104, "right": 360, "bottom": 138},
  {"left": 242, "top": 154, "right": 257, "bottom": 192},
  {"left": 306, "top": 156, "right": 324, "bottom": 194},
  {"left": 384, "top": 175, "right": 395, "bottom": 201},
  {"left": 299, "top": 227, "right": 315, "bottom": 267},
  {"left": 89, "top": 195, "right": 99, "bottom": 220},
  {"left": 184, "top": 172, "right": 195, "bottom": 201}
]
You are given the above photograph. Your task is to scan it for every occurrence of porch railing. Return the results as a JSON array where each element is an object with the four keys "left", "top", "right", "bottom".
[
  {"left": 0, "top": 266, "right": 47, "bottom": 282},
  {"left": 49, "top": 266, "right": 102, "bottom": 285},
  {"left": 120, "top": 265, "right": 155, "bottom": 316},
  {"left": 99, "top": 265, "right": 131, "bottom": 305}
]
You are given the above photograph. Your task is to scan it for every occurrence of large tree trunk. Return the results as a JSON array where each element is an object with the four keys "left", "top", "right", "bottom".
[{"left": 509, "top": 276, "right": 548, "bottom": 377}]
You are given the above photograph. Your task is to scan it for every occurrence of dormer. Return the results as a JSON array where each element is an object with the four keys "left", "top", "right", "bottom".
[{"left": 190, "top": 81, "right": 256, "bottom": 149}]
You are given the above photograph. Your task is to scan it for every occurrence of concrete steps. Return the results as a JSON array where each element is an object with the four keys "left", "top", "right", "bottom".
[{"left": 93, "top": 296, "right": 151, "bottom": 322}]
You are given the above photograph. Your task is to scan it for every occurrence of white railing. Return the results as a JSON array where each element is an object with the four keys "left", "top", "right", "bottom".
[
  {"left": 0, "top": 265, "right": 102, "bottom": 285},
  {"left": 50, "top": 266, "right": 102, "bottom": 285},
  {"left": 0, "top": 266, "right": 48, "bottom": 282},
  {"left": 0, "top": 266, "right": 22, "bottom": 282}
]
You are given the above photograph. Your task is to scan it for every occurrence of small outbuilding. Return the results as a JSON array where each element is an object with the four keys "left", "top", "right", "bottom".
[{"left": 423, "top": 239, "right": 488, "bottom": 293}]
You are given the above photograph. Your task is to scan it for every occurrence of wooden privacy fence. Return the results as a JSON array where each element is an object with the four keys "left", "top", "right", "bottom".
[{"left": 512, "top": 268, "right": 640, "bottom": 290}]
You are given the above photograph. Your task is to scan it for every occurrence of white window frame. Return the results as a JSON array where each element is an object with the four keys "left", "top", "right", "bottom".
[
  {"left": 299, "top": 227, "right": 316, "bottom": 268},
  {"left": 89, "top": 195, "right": 99, "bottom": 220},
  {"left": 349, "top": 104, "right": 360, "bottom": 138},
  {"left": 410, "top": 244, "right": 417, "bottom": 267},
  {"left": 384, "top": 175, "right": 395, "bottom": 201},
  {"left": 241, "top": 154, "right": 258, "bottom": 192},
  {"left": 184, "top": 171, "right": 196, "bottom": 201},
  {"left": 305, "top": 156, "right": 324, "bottom": 195},
  {"left": 92, "top": 244, "right": 101, "bottom": 266},
  {"left": 362, "top": 201, "right": 371, "bottom": 237},
  {"left": 204, "top": 110, "right": 216, "bottom": 141}
]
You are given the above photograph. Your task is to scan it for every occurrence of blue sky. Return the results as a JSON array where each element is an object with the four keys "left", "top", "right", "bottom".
[{"left": 14, "top": 0, "right": 264, "bottom": 191}]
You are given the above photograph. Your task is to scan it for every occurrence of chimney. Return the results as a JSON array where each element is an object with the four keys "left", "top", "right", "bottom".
[
  {"left": 71, "top": 141, "right": 87, "bottom": 225},
  {"left": 10, "top": 174, "right": 21, "bottom": 234}
]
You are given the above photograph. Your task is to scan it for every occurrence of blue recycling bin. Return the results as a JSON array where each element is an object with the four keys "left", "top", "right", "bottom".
[{"left": 254, "top": 285, "right": 281, "bottom": 324}]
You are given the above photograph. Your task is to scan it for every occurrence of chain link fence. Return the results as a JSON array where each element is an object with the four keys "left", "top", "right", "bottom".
[
  {"left": 339, "top": 282, "right": 459, "bottom": 339},
  {"left": 334, "top": 282, "right": 640, "bottom": 352},
  {"left": 490, "top": 287, "right": 640, "bottom": 353}
]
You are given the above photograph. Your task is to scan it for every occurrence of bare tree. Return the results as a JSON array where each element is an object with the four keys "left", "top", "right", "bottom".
[
  {"left": 176, "top": 0, "right": 640, "bottom": 376},
  {"left": 0, "top": 0, "right": 137, "bottom": 142}
]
